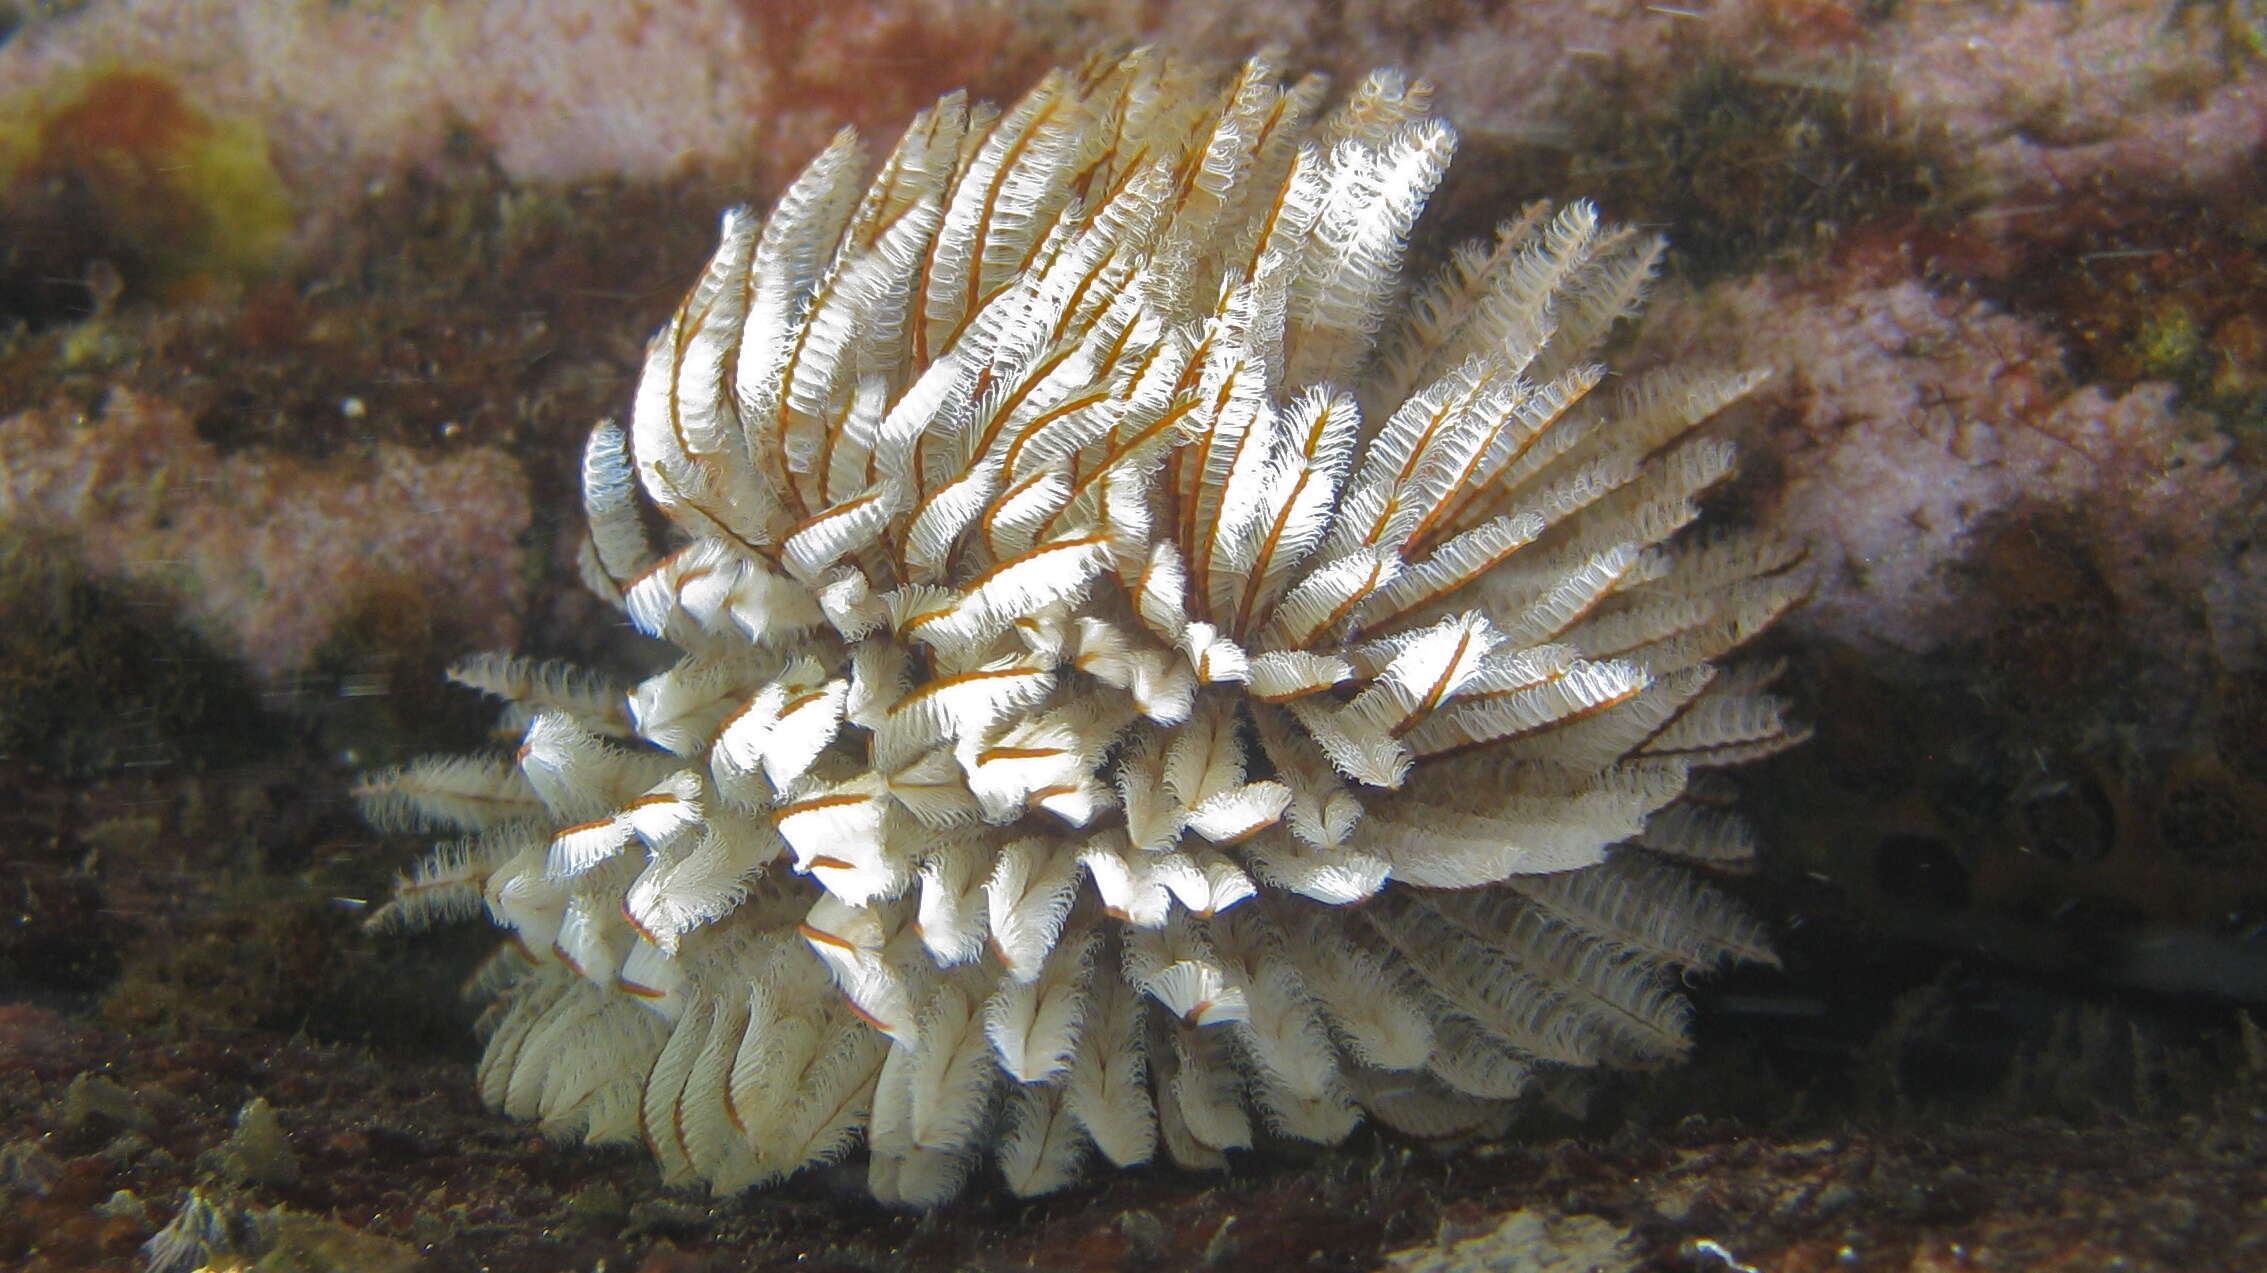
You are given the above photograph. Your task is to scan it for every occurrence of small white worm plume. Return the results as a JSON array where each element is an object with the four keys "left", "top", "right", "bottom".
[{"left": 361, "top": 49, "right": 1804, "bottom": 1207}]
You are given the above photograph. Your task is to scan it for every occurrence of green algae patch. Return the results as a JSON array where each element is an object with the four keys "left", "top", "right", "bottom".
[{"left": 0, "top": 67, "right": 294, "bottom": 325}]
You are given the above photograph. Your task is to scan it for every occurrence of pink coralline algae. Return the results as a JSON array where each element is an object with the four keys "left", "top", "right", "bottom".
[
  {"left": 1642, "top": 269, "right": 2263, "bottom": 677},
  {"left": 1873, "top": 0, "right": 2267, "bottom": 201},
  {"left": 0, "top": 391, "right": 530, "bottom": 684}
]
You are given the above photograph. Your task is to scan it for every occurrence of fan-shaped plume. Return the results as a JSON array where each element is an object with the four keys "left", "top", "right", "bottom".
[{"left": 364, "top": 49, "right": 1803, "bottom": 1208}]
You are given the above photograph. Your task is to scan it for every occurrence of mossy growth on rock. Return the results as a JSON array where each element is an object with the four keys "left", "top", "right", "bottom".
[
  {"left": 1445, "top": 56, "right": 1948, "bottom": 286},
  {"left": 0, "top": 532, "right": 265, "bottom": 776}
]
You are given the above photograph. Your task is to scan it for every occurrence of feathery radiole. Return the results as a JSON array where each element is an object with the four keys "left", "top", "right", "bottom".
[{"left": 360, "top": 50, "right": 1804, "bottom": 1207}]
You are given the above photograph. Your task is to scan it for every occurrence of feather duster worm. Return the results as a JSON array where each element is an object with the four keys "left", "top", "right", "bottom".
[{"left": 361, "top": 50, "right": 1804, "bottom": 1206}]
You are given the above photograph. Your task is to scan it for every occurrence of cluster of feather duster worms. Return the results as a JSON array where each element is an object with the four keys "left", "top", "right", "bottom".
[{"left": 358, "top": 49, "right": 1804, "bottom": 1207}]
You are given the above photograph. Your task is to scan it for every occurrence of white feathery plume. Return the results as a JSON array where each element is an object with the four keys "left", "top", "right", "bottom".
[{"left": 365, "top": 49, "right": 1804, "bottom": 1206}]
